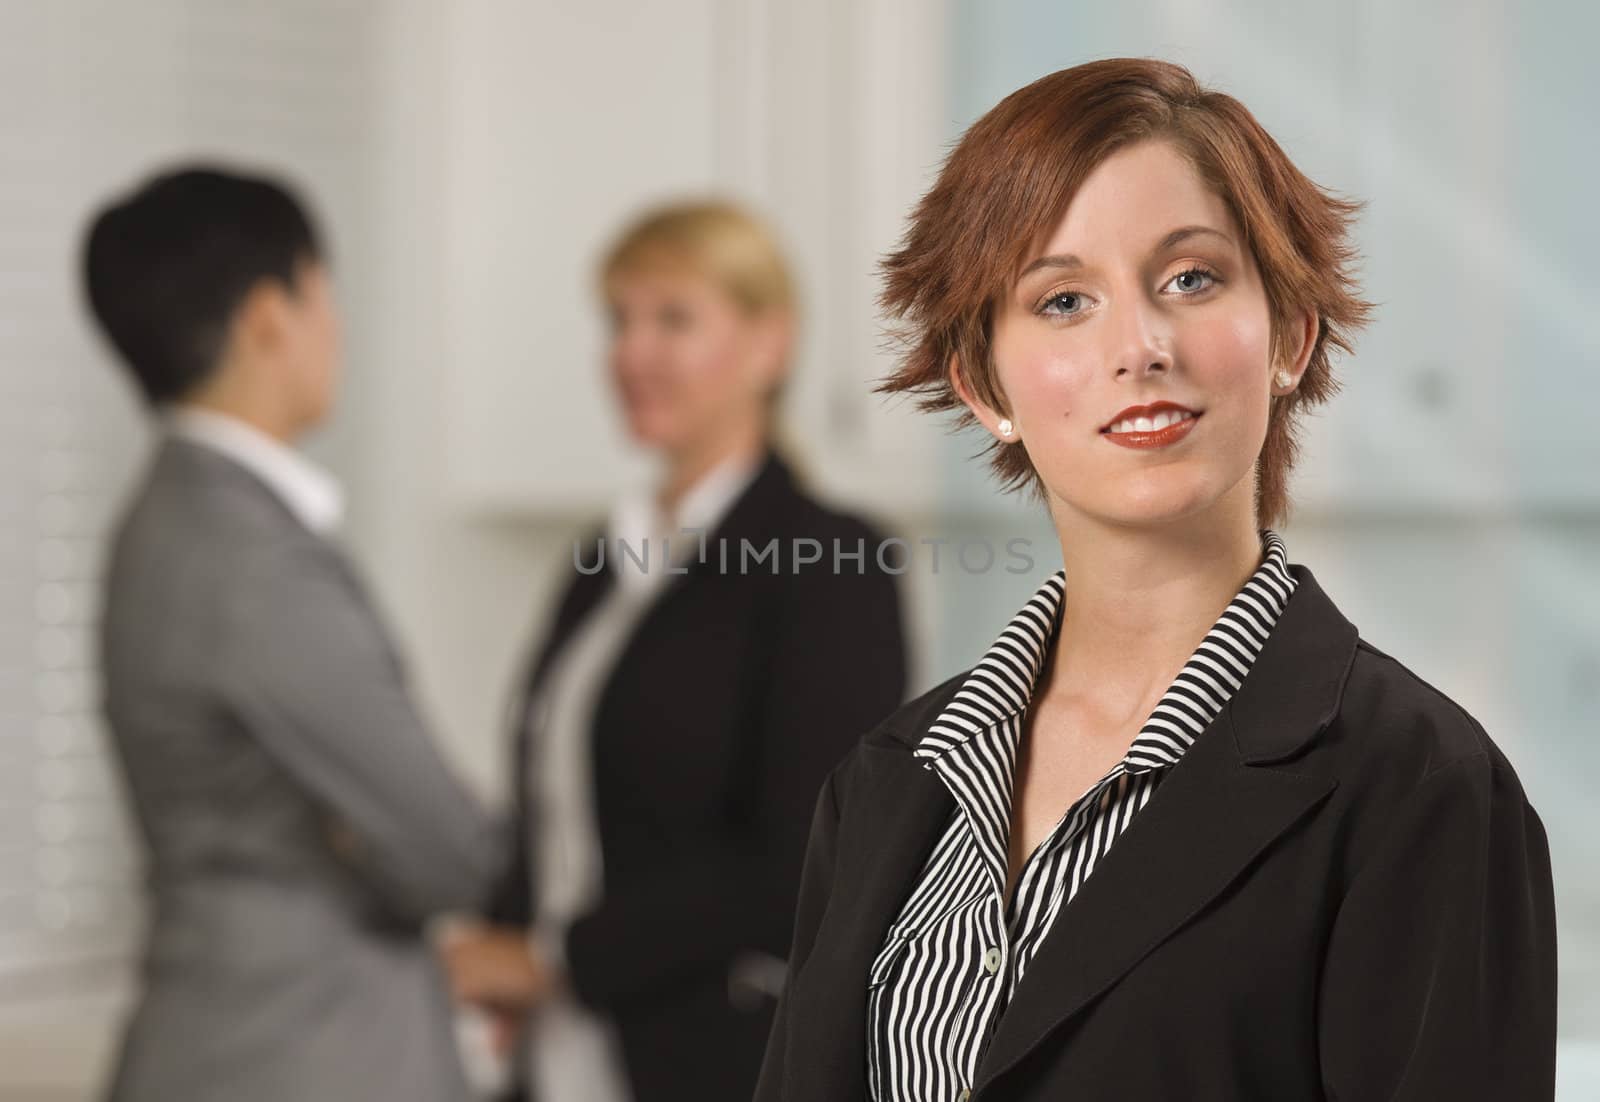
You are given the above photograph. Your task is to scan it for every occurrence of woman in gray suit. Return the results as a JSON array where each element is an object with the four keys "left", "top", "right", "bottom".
[{"left": 83, "top": 166, "right": 497, "bottom": 1102}]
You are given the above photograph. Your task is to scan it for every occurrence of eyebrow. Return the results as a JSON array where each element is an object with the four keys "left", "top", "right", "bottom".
[{"left": 1018, "top": 225, "right": 1235, "bottom": 278}]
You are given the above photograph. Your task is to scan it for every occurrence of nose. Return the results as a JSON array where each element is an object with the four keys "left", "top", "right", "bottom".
[{"left": 1106, "top": 296, "right": 1174, "bottom": 381}]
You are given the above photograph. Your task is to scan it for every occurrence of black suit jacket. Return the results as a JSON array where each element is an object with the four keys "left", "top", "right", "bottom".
[
  {"left": 488, "top": 449, "right": 907, "bottom": 1101},
  {"left": 756, "top": 564, "right": 1557, "bottom": 1102}
]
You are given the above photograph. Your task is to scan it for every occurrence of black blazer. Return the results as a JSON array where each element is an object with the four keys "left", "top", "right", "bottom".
[
  {"left": 756, "top": 564, "right": 1557, "bottom": 1102},
  {"left": 488, "top": 449, "right": 907, "bottom": 1102}
]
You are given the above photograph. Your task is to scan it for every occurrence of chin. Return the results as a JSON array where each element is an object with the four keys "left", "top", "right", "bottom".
[
  {"left": 623, "top": 416, "right": 676, "bottom": 451},
  {"left": 302, "top": 396, "right": 336, "bottom": 432},
  {"left": 1094, "top": 502, "right": 1210, "bottom": 531},
  {"left": 1059, "top": 472, "right": 1227, "bottom": 530}
]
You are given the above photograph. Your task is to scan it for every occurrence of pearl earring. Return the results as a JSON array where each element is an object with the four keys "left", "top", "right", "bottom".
[
  {"left": 1274, "top": 370, "right": 1293, "bottom": 389},
  {"left": 997, "top": 418, "right": 1014, "bottom": 438}
]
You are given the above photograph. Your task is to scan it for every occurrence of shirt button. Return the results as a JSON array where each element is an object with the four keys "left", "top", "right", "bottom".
[{"left": 982, "top": 946, "right": 1002, "bottom": 974}]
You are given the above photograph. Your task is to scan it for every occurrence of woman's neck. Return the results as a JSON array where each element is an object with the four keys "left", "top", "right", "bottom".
[
  {"left": 181, "top": 370, "right": 306, "bottom": 445},
  {"left": 657, "top": 421, "right": 767, "bottom": 517},
  {"left": 1041, "top": 486, "right": 1266, "bottom": 719}
]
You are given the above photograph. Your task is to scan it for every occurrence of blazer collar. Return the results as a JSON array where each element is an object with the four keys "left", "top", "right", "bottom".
[
  {"left": 604, "top": 449, "right": 763, "bottom": 595},
  {"left": 599, "top": 446, "right": 798, "bottom": 578},
  {"left": 691, "top": 445, "right": 797, "bottom": 552},
  {"left": 1228, "top": 564, "right": 1361, "bottom": 764},
  {"left": 882, "top": 557, "right": 1348, "bottom": 768},
  {"left": 784, "top": 563, "right": 1359, "bottom": 1102},
  {"left": 520, "top": 446, "right": 800, "bottom": 695},
  {"left": 978, "top": 563, "right": 1358, "bottom": 1093}
]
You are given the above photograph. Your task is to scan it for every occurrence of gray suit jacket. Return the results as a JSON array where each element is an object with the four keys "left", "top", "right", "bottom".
[{"left": 99, "top": 438, "right": 498, "bottom": 1102}]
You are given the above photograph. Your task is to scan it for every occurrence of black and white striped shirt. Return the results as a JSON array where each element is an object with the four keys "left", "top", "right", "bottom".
[{"left": 866, "top": 531, "right": 1297, "bottom": 1102}]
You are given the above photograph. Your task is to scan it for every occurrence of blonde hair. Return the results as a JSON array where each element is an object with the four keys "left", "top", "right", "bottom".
[{"left": 598, "top": 199, "right": 797, "bottom": 318}]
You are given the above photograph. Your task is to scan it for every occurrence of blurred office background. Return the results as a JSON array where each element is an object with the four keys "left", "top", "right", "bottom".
[{"left": 0, "top": 0, "right": 1593, "bottom": 1097}]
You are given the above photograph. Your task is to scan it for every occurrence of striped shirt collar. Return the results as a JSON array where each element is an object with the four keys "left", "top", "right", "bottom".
[{"left": 916, "top": 530, "right": 1297, "bottom": 776}]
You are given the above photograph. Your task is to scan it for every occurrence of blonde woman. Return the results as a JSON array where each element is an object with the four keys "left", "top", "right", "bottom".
[{"left": 445, "top": 200, "right": 907, "bottom": 1102}]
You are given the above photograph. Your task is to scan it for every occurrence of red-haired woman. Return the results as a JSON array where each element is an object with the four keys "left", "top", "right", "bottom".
[{"left": 756, "top": 59, "right": 1556, "bottom": 1102}]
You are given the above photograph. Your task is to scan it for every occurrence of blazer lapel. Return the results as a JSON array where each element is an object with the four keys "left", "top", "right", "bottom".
[
  {"left": 972, "top": 565, "right": 1358, "bottom": 1096},
  {"left": 971, "top": 711, "right": 1335, "bottom": 1093}
]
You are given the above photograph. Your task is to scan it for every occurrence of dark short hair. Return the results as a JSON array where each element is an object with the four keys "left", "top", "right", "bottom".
[{"left": 81, "top": 165, "right": 323, "bottom": 405}]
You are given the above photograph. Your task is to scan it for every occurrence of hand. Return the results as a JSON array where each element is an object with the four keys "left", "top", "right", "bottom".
[
  {"left": 488, "top": 1009, "right": 526, "bottom": 1058},
  {"left": 441, "top": 925, "right": 557, "bottom": 1014}
]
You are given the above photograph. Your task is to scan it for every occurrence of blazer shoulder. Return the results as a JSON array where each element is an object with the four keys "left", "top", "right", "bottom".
[
  {"left": 856, "top": 667, "right": 970, "bottom": 755},
  {"left": 1331, "top": 637, "right": 1518, "bottom": 785},
  {"left": 1317, "top": 638, "right": 1550, "bottom": 900},
  {"left": 108, "top": 447, "right": 314, "bottom": 615},
  {"left": 755, "top": 478, "right": 903, "bottom": 608},
  {"left": 769, "top": 481, "right": 891, "bottom": 547},
  {"left": 127, "top": 445, "right": 311, "bottom": 562},
  {"left": 817, "top": 670, "right": 968, "bottom": 833}
]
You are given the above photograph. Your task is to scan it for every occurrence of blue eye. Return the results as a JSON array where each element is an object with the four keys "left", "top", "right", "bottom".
[
  {"left": 1039, "top": 291, "right": 1086, "bottom": 318},
  {"left": 1035, "top": 266, "right": 1220, "bottom": 320},
  {"left": 1166, "top": 266, "right": 1219, "bottom": 295}
]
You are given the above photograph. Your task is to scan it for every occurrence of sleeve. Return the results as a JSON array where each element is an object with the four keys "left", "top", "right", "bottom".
[
  {"left": 485, "top": 550, "right": 602, "bottom": 928},
  {"left": 531, "top": 922, "right": 568, "bottom": 972},
  {"left": 1316, "top": 751, "right": 1558, "bottom": 1100},
  {"left": 562, "top": 540, "right": 906, "bottom": 1011},
  {"left": 222, "top": 540, "right": 502, "bottom": 924},
  {"left": 484, "top": 678, "right": 535, "bottom": 927},
  {"left": 754, "top": 766, "right": 843, "bottom": 1102}
]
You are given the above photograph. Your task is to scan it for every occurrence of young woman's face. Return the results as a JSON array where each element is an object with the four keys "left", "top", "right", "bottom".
[
  {"left": 980, "top": 139, "right": 1305, "bottom": 530},
  {"left": 604, "top": 265, "right": 785, "bottom": 455}
]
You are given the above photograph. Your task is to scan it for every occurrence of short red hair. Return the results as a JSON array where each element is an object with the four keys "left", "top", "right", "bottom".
[{"left": 878, "top": 57, "right": 1374, "bottom": 526}]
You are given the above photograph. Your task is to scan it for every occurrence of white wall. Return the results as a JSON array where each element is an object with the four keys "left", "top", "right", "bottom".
[
  {"left": 0, "top": 2, "right": 957, "bottom": 1097},
  {"left": 347, "top": 0, "right": 958, "bottom": 805}
]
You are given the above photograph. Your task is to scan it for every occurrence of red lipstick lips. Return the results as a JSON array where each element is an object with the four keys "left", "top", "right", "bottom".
[{"left": 1100, "top": 400, "right": 1202, "bottom": 450}]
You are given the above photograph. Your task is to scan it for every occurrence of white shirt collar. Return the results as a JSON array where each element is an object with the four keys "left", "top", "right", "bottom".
[
  {"left": 672, "top": 449, "right": 764, "bottom": 536},
  {"left": 166, "top": 406, "right": 345, "bottom": 534},
  {"left": 606, "top": 450, "right": 763, "bottom": 594}
]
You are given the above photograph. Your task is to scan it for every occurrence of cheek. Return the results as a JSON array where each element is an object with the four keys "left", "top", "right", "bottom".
[
  {"left": 1168, "top": 315, "right": 1277, "bottom": 487},
  {"left": 295, "top": 301, "right": 337, "bottom": 375},
  {"left": 1191, "top": 309, "right": 1270, "bottom": 370},
  {"left": 995, "top": 331, "right": 1096, "bottom": 425},
  {"left": 671, "top": 329, "right": 747, "bottom": 400},
  {"left": 321, "top": 316, "right": 341, "bottom": 376},
  {"left": 1186, "top": 313, "right": 1273, "bottom": 420}
]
